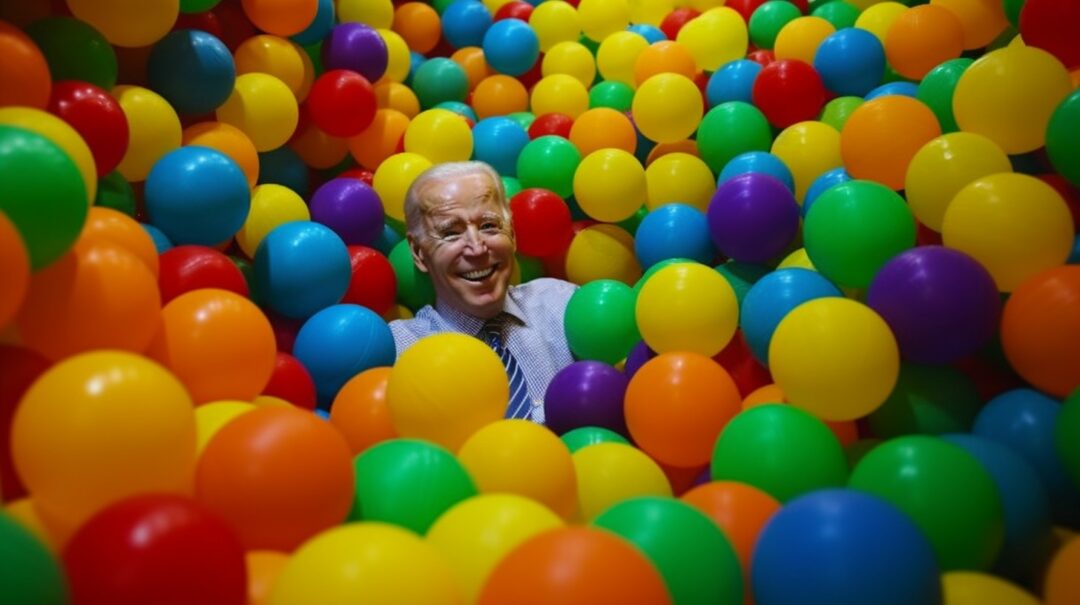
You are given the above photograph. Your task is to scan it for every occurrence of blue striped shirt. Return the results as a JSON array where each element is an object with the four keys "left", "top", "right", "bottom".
[{"left": 389, "top": 278, "right": 578, "bottom": 412}]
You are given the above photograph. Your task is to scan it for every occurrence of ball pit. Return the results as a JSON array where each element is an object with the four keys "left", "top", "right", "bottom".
[{"left": 0, "top": 1, "right": 1078, "bottom": 603}]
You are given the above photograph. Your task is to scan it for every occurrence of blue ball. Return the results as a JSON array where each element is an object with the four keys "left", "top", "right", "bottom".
[
  {"left": 627, "top": 24, "right": 666, "bottom": 44},
  {"left": 719, "top": 151, "right": 796, "bottom": 192},
  {"left": 406, "top": 50, "right": 427, "bottom": 86},
  {"left": 802, "top": 167, "right": 851, "bottom": 215},
  {"left": 258, "top": 146, "right": 309, "bottom": 196},
  {"left": 813, "top": 28, "right": 885, "bottom": 97},
  {"left": 707, "top": 59, "right": 763, "bottom": 106},
  {"left": 147, "top": 30, "right": 235, "bottom": 115},
  {"left": 1069, "top": 234, "right": 1080, "bottom": 264},
  {"left": 293, "top": 304, "right": 397, "bottom": 409},
  {"left": 864, "top": 80, "right": 920, "bottom": 100},
  {"left": 441, "top": 0, "right": 493, "bottom": 49},
  {"left": 634, "top": 203, "right": 716, "bottom": 269},
  {"left": 144, "top": 146, "right": 250, "bottom": 246},
  {"left": 435, "top": 100, "right": 479, "bottom": 122},
  {"left": 373, "top": 223, "right": 404, "bottom": 256},
  {"left": 255, "top": 221, "right": 352, "bottom": 319},
  {"left": 140, "top": 222, "right": 173, "bottom": 253},
  {"left": 291, "top": 0, "right": 335, "bottom": 45},
  {"left": 752, "top": 489, "right": 942, "bottom": 605},
  {"left": 473, "top": 117, "right": 530, "bottom": 176},
  {"left": 740, "top": 268, "right": 843, "bottom": 363},
  {"left": 482, "top": 18, "right": 539, "bottom": 76}
]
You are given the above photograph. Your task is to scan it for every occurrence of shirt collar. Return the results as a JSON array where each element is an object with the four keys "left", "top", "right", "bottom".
[{"left": 434, "top": 285, "right": 527, "bottom": 334}]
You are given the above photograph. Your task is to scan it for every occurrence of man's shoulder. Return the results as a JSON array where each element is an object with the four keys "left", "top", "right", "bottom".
[
  {"left": 511, "top": 277, "right": 578, "bottom": 299},
  {"left": 388, "top": 306, "right": 440, "bottom": 348}
]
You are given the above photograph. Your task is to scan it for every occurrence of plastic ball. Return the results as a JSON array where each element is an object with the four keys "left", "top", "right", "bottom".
[
  {"left": 531, "top": 74, "right": 590, "bottom": 119},
  {"left": 67, "top": 0, "right": 179, "bottom": 48},
  {"left": 342, "top": 245, "right": 397, "bottom": 316},
  {"left": 517, "top": 135, "right": 581, "bottom": 198},
  {"left": 706, "top": 59, "right": 762, "bottom": 106},
  {"left": 544, "top": 361, "right": 629, "bottom": 437},
  {"left": 884, "top": 4, "right": 963, "bottom": 80},
  {"left": 509, "top": 188, "right": 573, "bottom": 257},
  {"left": 708, "top": 173, "right": 801, "bottom": 264},
  {"left": 158, "top": 245, "right": 248, "bottom": 303},
  {"left": 0, "top": 213, "right": 28, "bottom": 327},
  {"left": 236, "top": 184, "right": 309, "bottom": 258},
  {"left": 305, "top": 69, "right": 376, "bottom": 137},
  {"left": 309, "top": 178, "right": 384, "bottom": 246},
  {"left": 643, "top": 152, "right": 714, "bottom": 212},
  {"left": 329, "top": 367, "right": 397, "bottom": 454},
  {"left": 472, "top": 74, "right": 529, "bottom": 118},
  {"left": 403, "top": 108, "right": 473, "bottom": 163},
  {"left": 182, "top": 121, "right": 259, "bottom": 188},
  {"left": 854, "top": 1, "right": 909, "bottom": 41},
  {"left": 144, "top": 146, "right": 250, "bottom": 246},
  {"left": 634, "top": 40, "right": 697, "bottom": 84},
  {"left": 373, "top": 152, "right": 432, "bottom": 222},
  {"left": 636, "top": 261, "right": 739, "bottom": 356},
  {"left": 239, "top": 0, "right": 318, "bottom": 37},
  {"left": 0, "top": 20, "right": 51, "bottom": 109},
  {"left": 752, "top": 59, "right": 825, "bottom": 128},
  {"left": 1001, "top": 266, "right": 1080, "bottom": 398},
  {"left": 696, "top": 101, "right": 772, "bottom": 175},
  {"left": 47, "top": 81, "right": 128, "bottom": 177},
  {"left": 563, "top": 279, "right": 640, "bottom": 364},
  {"left": 578, "top": 0, "right": 630, "bottom": 42},
  {"left": 529, "top": 112, "right": 575, "bottom": 139},
  {"left": 292, "top": 304, "right": 395, "bottom": 406},
  {"left": 573, "top": 148, "right": 646, "bottom": 223},
  {"left": 147, "top": 29, "right": 235, "bottom": 116},
  {"left": 750, "top": 1, "right": 801, "bottom": 50},
  {"left": 675, "top": 6, "right": 748, "bottom": 72},
  {"left": 482, "top": 18, "right": 539, "bottom": 76},
  {"left": 345, "top": 109, "right": 407, "bottom": 170},
  {"left": 442, "top": 0, "right": 494, "bottom": 48},
  {"left": 634, "top": 203, "right": 715, "bottom": 268},
  {"left": 572, "top": 443, "right": 672, "bottom": 520},
  {"left": 1020, "top": 0, "right": 1080, "bottom": 69},
  {"left": 740, "top": 268, "right": 842, "bottom": 364},
  {"left": 215, "top": 73, "right": 299, "bottom": 152},
  {"left": 0, "top": 106, "right": 97, "bottom": 205},
  {"left": 388, "top": 238, "right": 436, "bottom": 310},
  {"left": 529, "top": 0, "right": 581, "bottom": 52},
  {"left": 632, "top": 72, "right": 704, "bottom": 144},
  {"left": 393, "top": 2, "right": 441, "bottom": 53},
  {"left": 1047, "top": 88, "right": 1080, "bottom": 188},
  {"left": 411, "top": 57, "right": 469, "bottom": 109},
  {"left": 905, "top": 132, "right": 1011, "bottom": 232},
  {"left": 543, "top": 41, "right": 596, "bottom": 88},
  {"left": 256, "top": 146, "right": 308, "bottom": 195},
  {"left": 254, "top": 221, "right": 352, "bottom": 319},
  {"left": 931, "top": 0, "right": 1008, "bottom": 50},
  {"left": 233, "top": 35, "right": 306, "bottom": 96},
  {"left": 261, "top": 352, "right": 316, "bottom": 410},
  {"left": 596, "top": 30, "right": 650, "bottom": 86},
  {"left": 843, "top": 95, "right": 939, "bottom": 188},
  {"left": 813, "top": 27, "right": 885, "bottom": 97}
]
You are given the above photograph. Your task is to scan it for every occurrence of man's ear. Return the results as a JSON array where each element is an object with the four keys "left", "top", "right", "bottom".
[{"left": 407, "top": 234, "right": 429, "bottom": 273}]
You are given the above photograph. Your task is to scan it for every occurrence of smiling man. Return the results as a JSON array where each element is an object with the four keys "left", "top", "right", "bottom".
[{"left": 388, "top": 161, "right": 578, "bottom": 423}]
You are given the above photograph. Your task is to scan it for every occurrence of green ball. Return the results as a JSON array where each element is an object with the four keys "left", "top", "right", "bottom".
[
  {"left": 0, "top": 125, "right": 88, "bottom": 270},
  {"left": 517, "top": 135, "right": 581, "bottom": 199},
  {"left": 230, "top": 255, "right": 260, "bottom": 305},
  {"left": 868, "top": 363, "right": 982, "bottom": 439},
  {"left": 94, "top": 170, "right": 137, "bottom": 217},
  {"left": 432, "top": 0, "right": 457, "bottom": 14},
  {"left": 819, "top": 96, "right": 864, "bottom": 131},
  {"left": 849, "top": 435, "right": 1004, "bottom": 571},
  {"left": 515, "top": 253, "right": 544, "bottom": 283},
  {"left": 634, "top": 257, "right": 699, "bottom": 293},
  {"left": 697, "top": 102, "right": 773, "bottom": 175},
  {"left": 302, "top": 42, "right": 324, "bottom": 78},
  {"left": 593, "top": 497, "right": 743, "bottom": 605},
  {"left": 615, "top": 205, "right": 648, "bottom": 237},
  {"left": 916, "top": 58, "right": 974, "bottom": 133},
  {"left": 349, "top": 439, "right": 477, "bottom": 534},
  {"left": 589, "top": 80, "right": 635, "bottom": 112},
  {"left": 1002, "top": 0, "right": 1025, "bottom": 28},
  {"left": 811, "top": 0, "right": 860, "bottom": 30},
  {"left": 506, "top": 111, "right": 536, "bottom": 131},
  {"left": 565, "top": 279, "right": 640, "bottom": 364},
  {"left": 1056, "top": 386, "right": 1080, "bottom": 489},
  {"left": 501, "top": 175, "right": 523, "bottom": 198},
  {"left": 411, "top": 57, "right": 469, "bottom": 109},
  {"left": 749, "top": 1, "right": 802, "bottom": 50},
  {"left": 715, "top": 260, "right": 771, "bottom": 308},
  {"left": 389, "top": 239, "right": 436, "bottom": 311},
  {"left": 0, "top": 512, "right": 66, "bottom": 605},
  {"left": 561, "top": 426, "right": 630, "bottom": 453},
  {"left": 803, "top": 180, "right": 916, "bottom": 289},
  {"left": 25, "top": 17, "right": 118, "bottom": 90},
  {"left": 180, "top": 0, "right": 223, "bottom": 13},
  {"left": 1047, "top": 89, "right": 1080, "bottom": 188},
  {"left": 711, "top": 404, "right": 849, "bottom": 502}
]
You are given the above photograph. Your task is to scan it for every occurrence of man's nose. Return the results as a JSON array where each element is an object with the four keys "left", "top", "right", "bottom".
[{"left": 461, "top": 226, "right": 488, "bottom": 253}]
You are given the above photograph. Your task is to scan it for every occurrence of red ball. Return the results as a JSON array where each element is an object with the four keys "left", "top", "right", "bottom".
[
  {"left": 510, "top": 188, "right": 574, "bottom": 257},
  {"left": 158, "top": 245, "right": 249, "bottom": 304},
  {"left": 210, "top": 1, "right": 257, "bottom": 52},
  {"left": 62, "top": 494, "right": 247, "bottom": 605},
  {"left": 268, "top": 311, "right": 304, "bottom": 354},
  {"left": 495, "top": 1, "right": 534, "bottom": 21},
  {"left": 518, "top": 53, "right": 545, "bottom": 90},
  {"left": 262, "top": 352, "right": 317, "bottom": 410},
  {"left": 747, "top": 49, "right": 776, "bottom": 67},
  {"left": 712, "top": 330, "right": 772, "bottom": 398},
  {"left": 342, "top": 245, "right": 397, "bottom": 316},
  {"left": 306, "top": 69, "right": 377, "bottom": 138},
  {"left": 0, "top": 345, "right": 50, "bottom": 500},
  {"left": 726, "top": 0, "right": 769, "bottom": 21},
  {"left": 172, "top": 11, "right": 224, "bottom": 39},
  {"left": 1020, "top": 0, "right": 1080, "bottom": 69},
  {"left": 529, "top": 113, "right": 575, "bottom": 139},
  {"left": 752, "top": 59, "right": 825, "bottom": 128},
  {"left": 338, "top": 167, "right": 376, "bottom": 186},
  {"left": 660, "top": 7, "right": 701, "bottom": 40},
  {"left": 47, "top": 80, "right": 130, "bottom": 176},
  {"left": 1038, "top": 173, "right": 1080, "bottom": 230}
]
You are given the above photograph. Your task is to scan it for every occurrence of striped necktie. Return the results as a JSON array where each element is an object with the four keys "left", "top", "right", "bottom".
[{"left": 480, "top": 314, "right": 532, "bottom": 420}]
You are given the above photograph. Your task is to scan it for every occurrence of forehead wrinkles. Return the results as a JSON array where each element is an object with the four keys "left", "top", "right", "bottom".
[{"left": 419, "top": 178, "right": 501, "bottom": 218}]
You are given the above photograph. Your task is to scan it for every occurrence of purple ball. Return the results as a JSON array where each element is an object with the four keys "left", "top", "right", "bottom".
[
  {"left": 707, "top": 173, "right": 800, "bottom": 263},
  {"left": 544, "top": 361, "right": 630, "bottom": 437},
  {"left": 322, "top": 23, "right": 388, "bottom": 83},
  {"left": 867, "top": 246, "right": 1001, "bottom": 364},
  {"left": 623, "top": 340, "right": 656, "bottom": 380},
  {"left": 309, "top": 178, "right": 385, "bottom": 246}
]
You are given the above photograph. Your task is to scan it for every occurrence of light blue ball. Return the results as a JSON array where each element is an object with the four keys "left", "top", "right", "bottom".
[
  {"left": 483, "top": 18, "right": 539, "bottom": 76},
  {"left": 473, "top": 117, "right": 530, "bottom": 177},
  {"left": 740, "top": 268, "right": 843, "bottom": 364},
  {"left": 441, "top": 0, "right": 493, "bottom": 49},
  {"left": 144, "top": 146, "right": 250, "bottom": 246},
  {"left": 865, "top": 80, "right": 920, "bottom": 100},
  {"left": 291, "top": 0, "right": 335, "bottom": 45},
  {"left": 140, "top": 223, "right": 173, "bottom": 253},
  {"left": 627, "top": 24, "right": 666, "bottom": 44},
  {"left": 293, "top": 304, "right": 397, "bottom": 409},
  {"left": 255, "top": 221, "right": 352, "bottom": 319},
  {"left": 634, "top": 203, "right": 716, "bottom": 269},
  {"left": 813, "top": 27, "right": 885, "bottom": 97},
  {"left": 707, "top": 59, "right": 763, "bottom": 107},
  {"left": 147, "top": 29, "right": 235, "bottom": 115},
  {"left": 719, "top": 151, "right": 796, "bottom": 192},
  {"left": 803, "top": 167, "right": 851, "bottom": 215}
]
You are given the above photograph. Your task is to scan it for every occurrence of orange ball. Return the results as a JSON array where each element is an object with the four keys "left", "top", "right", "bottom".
[
  {"left": 634, "top": 40, "right": 697, "bottom": 85},
  {"left": 77, "top": 206, "right": 159, "bottom": 276},
  {"left": 16, "top": 242, "right": 161, "bottom": 361},
  {"left": 929, "top": 0, "right": 1009, "bottom": 50},
  {"left": 471, "top": 74, "right": 530, "bottom": 119},
  {"left": 328, "top": 367, "right": 398, "bottom": 455},
  {"left": 840, "top": 95, "right": 941, "bottom": 190},
  {"left": 0, "top": 21, "right": 50, "bottom": 109},
  {"left": 1001, "top": 265, "right": 1080, "bottom": 398},
  {"left": 146, "top": 288, "right": 277, "bottom": 404},
  {"left": 195, "top": 406, "right": 355, "bottom": 551},
  {"left": 741, "top": 385, "right": 858, "bottom": 446},
  {"left": 246, "top": 551, "right": 289, "bottom": 605},
  {"left": 183, "top": 121, "right": 261, "bottom": 189},
  {"left": 0, "top": 211, "right": 30, "bottom": 328},
  {"left": 348, "top": 109, "right": 410, "bottom": 170},
  {"left": 645, "top": 139, "right": 699, "bottom": 166},
  {"left": 625, "top": 352, "right": 742, "bottom": 468},
  {"left": 569, "top": 108, "right": 637, "bottom": 156},
  {"left": 680, "top": 481, "right": 781, "bottom": 577},
  {"left": 289, "top": 120, "right": 349, "bottom": 169},
  {"left": 393, "top": 2, "right": 441, "bottom": 53},
  {"left": 477, "top": 527, "right": 673, "bottom": 605},
  {"left": 1046, "top": 537, "right": 1080, "bottom": 605},
  {"left": 452, "top": 46, "right": 492, "bottom": 91},
  {"left": 374, "top": 81, "right": 420, "bottom": 118},
  {"left": 240, "top": 0, "right": 319, "bottom": 37},
  {"left": 885, "top": 5, "right": 964, "bottom": 80}
]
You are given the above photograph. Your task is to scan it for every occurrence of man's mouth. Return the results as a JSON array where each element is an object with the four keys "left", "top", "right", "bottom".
[{"left": 460, "top": 265, "right": 498, "bottom": 282}]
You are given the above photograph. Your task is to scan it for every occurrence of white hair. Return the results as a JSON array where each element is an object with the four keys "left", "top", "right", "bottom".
[{"left": 403, "top": 161, "right": 511, "bottom": 238}]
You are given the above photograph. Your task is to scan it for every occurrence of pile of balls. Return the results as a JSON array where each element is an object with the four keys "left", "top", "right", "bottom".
[{"left": 0, "top": 0, "right": 1079, "bottom": 603}]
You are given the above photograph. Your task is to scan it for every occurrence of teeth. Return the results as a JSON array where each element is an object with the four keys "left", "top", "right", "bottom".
[{"left": 462, "top": 267, "right": 495, "bottom": 280}]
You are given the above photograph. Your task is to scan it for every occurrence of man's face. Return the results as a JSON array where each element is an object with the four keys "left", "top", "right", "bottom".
[{"left": 408, "top": 172, "right": 515, "bottom": 319}]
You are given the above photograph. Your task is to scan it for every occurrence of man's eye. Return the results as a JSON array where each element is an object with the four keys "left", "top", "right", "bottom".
[{"left": 481, "top": 222, "right": 501, "bottom": 232}]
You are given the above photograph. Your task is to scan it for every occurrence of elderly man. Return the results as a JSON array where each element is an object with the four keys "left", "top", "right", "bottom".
[{"left": 389, "top": 161, "right": 578, "bottom": 423}]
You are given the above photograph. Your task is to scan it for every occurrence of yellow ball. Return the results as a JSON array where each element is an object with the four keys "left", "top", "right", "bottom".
[
  {"left": 596, "top": 30, "right": 650, "bottom": 87},
  {"left": 194, "top": 401, "right": 256, "bottom": 454},
  {"left": 565, "top": 223, "right": 642, "bottom": 286},
  {"left": 675, "top": 7, "right": 748, "bottom": 72},
  {"left": 0, "top": 106, "right": 97, "bottom": 204},
  {"left": 427, "top": 494, "right": 564, "bottom": 602},
  {"left": 771, "top": 120, "right": 842, "bottom": 202},
  {"left": 952, "top": 46, "right": 1072, "bottom": 155},
  {"left": 386, "top": 333, "right": 507, "bottom": 451},
  {"left": 904, "top": 132, "right": 1012, "bottom": 232},
  {"left": 377, "top": 28, "right": 411, "bottom": 84},
  {"left": 645, "top": 151, "right": 715, "bottom": 211},
  {"left": 11, "top": 351, "right": 197, "bottom": 537},
  {"left": 234, "top": 35, "right": 308, "bottom": 97},
  {"left": 769, "top": 297, "right": 900, "bottom": 421},
  {"left": 375, "top": 81, "right": 421, "bottom": 118},
  {"left": 216, "top": 73, "right": 299, "bottom": 152},
  {"left": 572, "top": 442, "right": 672, "bottom": 521},
  {"left": 573, "top": 148, "right": 647, "bottom": 223},
  {"left": 630, "top": 0, "right": 673, "bottom": 26},
  {"left": 529, "top": 0, "right": 582, "bottom": 52},
  {"left": 530, "top": 74, "right": 590, "bottom": 119},
  {"left": 632, "top": 72, "right": 704, "bottom": 144},
  {"left": 774, "top": 16, "right": 836, "bottom": 64},
  {"left": 236, "top": 184, "right": 310, "bottom": 258},
  {"left": 338, "top": 0, "right": 394, "bottom": 29},
  {"left": 457, "top": 420, "right": 577, "bottom": 520},
  {"left": 942, "top": 172, "right": 1074, "bottom": 292},
  {"left": 67, "top": 0, "right": 178, "bottom": 48},
  {"left": 854, "top": 2, "right": 909, "bottom": 43},
  {"left": 269, "top": 523, "right": 463, "bottom": 605},
  {"left": 372, "top": 152, "right": 432, "bottom": 222},
  {"left": 942, "top": 571, "right": 1041, "bottom": 605},
  {"left": 183, "top": 121, "right": 261, "bottom": 188},
  {"left": 578, "top": 0, "right": 630, "bottom": 42},
  {"left": 403, "top": 109, "right": 474, "bottom": 164},
  {"left": 542, "top": 41, "right": 597, "bottom": 88},
  {"left": 111, "top": 86, "right": 182, "bottom": 183},
  {"left": 636, "top": 262, "right": 739, "bottom": 357},
  {"left": 778, "top": 247, "right": 816, "bottom": 271}
]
